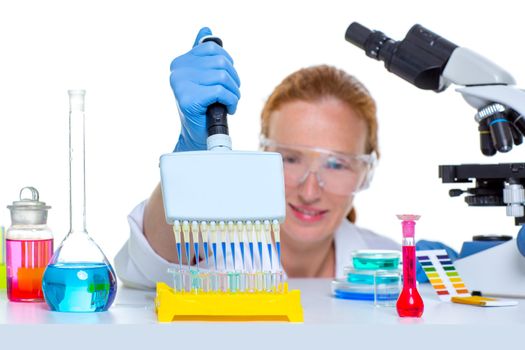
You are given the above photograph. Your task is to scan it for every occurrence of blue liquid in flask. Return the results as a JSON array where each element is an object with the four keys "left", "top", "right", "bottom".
[{"left": 42, "top": 262, "right": 116, "bottom": 312}]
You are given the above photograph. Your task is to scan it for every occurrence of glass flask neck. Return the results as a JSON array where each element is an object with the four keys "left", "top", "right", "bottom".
[
  {"left": 69, "top": 90, "right": 87, "bottom": 235},
  {"left": 402, "top": 236, "right": 415, "bottom": 246}
]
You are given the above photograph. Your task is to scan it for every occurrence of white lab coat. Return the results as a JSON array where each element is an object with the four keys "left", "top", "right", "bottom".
[{"left": 114, "top": 200, "right": 401, "bottom": 289}]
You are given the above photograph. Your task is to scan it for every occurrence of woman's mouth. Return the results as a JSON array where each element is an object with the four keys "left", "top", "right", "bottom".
[{"left": 289, "top": 203, "right": 328, "bottom": 223}]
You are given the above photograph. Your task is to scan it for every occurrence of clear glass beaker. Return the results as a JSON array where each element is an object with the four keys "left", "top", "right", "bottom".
[
  {"left": 42, "top": 90, "right": 117, "bottom": 312},
  {"left": 6, "top": 187, "right": 53, "bottom": 302}
]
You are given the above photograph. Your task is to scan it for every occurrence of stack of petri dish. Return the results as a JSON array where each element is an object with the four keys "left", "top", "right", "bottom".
[{"left": 332, "top": 250, "right": 402, "bottom": 306}]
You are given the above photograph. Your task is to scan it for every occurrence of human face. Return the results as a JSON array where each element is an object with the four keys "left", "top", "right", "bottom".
[{"left": 267, "top": 97, "right": 368, "bottom": 244}]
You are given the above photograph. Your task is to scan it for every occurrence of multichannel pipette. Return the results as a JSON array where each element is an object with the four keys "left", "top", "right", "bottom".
[
  {"left": 255, "top": 221, "right": 263, "bottom": 270},
  {"left": 173, "top": 221, "right": 182, "bottom": 270},
  {"left": 237, "top": 221, "right": 245, "bottom": 268},
  {"left": 159, "top": 34, "right": 285, "bottom": 281},
  {"left": 219, "top": 221, "right": 227, "bottom": 270},
  {"left": 182, "top": 221, "right": 191, "bottom": 269},
  {"left": 228, "top": 221, "right": 236, "bottom": 270},
  {"left": 246, "top": 221, "right": 254, "bottom": 269},
  {"left": 210, "top": 221, "right": 218, "bottom": 270},
  {"left": 191, "top": 221, "right": 200, "bottom": 269},
  {"left": 264, "top": 220, "right": 272, "bottom": 269},
  {"left": 200, "top": 221, "right": 209, "bottom": 268},
  {"left": 272, "top": 220, "right": 281, "bottom": 269}
]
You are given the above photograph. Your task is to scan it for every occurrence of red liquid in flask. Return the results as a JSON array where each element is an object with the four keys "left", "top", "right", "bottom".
[{"left": 397, "top": 245, "right": 424, "bottom": 317}]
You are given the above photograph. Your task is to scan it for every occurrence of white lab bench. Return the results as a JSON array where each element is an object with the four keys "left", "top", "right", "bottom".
[{"left": 0, "top": 279, "right": 523, "bottom": 349}]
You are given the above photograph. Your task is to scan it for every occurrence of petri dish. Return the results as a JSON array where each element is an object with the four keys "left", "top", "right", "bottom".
[
  {"left": 344, "top": 267, "right": 401, "bottom": 285},
  {"left": 331, "top": 279, "right": 400, "bottom": 302},
  {"left": 332, "top": 279, "right": 375, "bottom": 300},
  {"left": 351, "top": 250, "right": 401, "bottom": 270}
]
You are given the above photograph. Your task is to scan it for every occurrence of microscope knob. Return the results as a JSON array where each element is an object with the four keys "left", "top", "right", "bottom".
[
  {"left": 506, "top": 204, "right": 524, "bottom": 217},
  {"left": 503, "top": 184, "right": 525, "bottom": 204},
  {"left": 464, "top": 195, "right": 503, "bottom": 206}
]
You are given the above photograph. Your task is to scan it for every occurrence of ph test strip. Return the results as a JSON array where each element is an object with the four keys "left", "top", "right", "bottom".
[{"left": 416, "top": 249, "right": 469, "bottom": 301}]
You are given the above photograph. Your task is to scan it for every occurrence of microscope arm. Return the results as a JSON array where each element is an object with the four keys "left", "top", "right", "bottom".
[
  {"left": 441, "top": 47, "right": 515, "bottom": 87},
  {"left": 439, "top": 46, "right": 525, "bottom": 117},
  {"left": 456, "top": 85, "right": 525, "bottom": 119}
]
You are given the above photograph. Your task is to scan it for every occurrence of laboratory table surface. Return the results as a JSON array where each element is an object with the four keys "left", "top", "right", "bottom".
[{"left": 1, "top": 279, "right": 523, "bottom": 349}]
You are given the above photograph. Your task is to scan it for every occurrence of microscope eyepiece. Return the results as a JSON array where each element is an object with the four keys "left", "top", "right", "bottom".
[
  {"left": 345, "top": 22, "right": 458, "bottom": 91},
  {"left": 345, "top": 22, "right": 372, "bottom": 51}
]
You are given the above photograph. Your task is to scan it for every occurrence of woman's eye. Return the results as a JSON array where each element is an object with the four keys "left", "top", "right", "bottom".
[
  {"left": 325, "top": 157, "right": 347, "bottom": 170},
  {"left": 283, "top": 155, "right": 301, "bottom": 164}
]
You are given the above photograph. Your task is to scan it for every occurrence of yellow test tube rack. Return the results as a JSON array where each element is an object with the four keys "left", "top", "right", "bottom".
[{"left": 155, "top": 282, "right": 304, "bottom": 322}]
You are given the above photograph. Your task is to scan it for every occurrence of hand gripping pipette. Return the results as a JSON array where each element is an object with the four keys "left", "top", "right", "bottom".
[
  {"left": 219, "top": 221, "right": 227, "bottom": 270},
  {"left": 173, "top": 220, "right": 183, "bottom": 270},
  {"left": 254, "top": 221, "right": 263, "bottom": 271},
  {"left": 159, "top": 33, "right": 286, "bottom": 276},
  {"left": 264, "top": 220, "right": 272, "bottom": 269},
  {"left": 191, "top": 221, "right": 200, "bottom": 270},
  {"left": 200, "top": 221, "right": 209, "bottom": 268},
  {"left": 228, "top": 221, "right": 236, "bottom": 270},
  {"left": 272, "top": 220, "right": 281, "bottom": 269},
  {"left": 237, "top": 221, "right": 245, "bottom": 268},
  {"left": 182, "top": 221, "right": 191, "bottom": 269}
]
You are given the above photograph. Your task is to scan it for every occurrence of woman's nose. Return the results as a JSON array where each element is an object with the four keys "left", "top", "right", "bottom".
[{"left": 298, "top": 171, "right": 323, "bottom": 202}]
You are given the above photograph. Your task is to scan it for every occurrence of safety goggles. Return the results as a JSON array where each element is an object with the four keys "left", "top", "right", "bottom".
[{"left": 260, "top": 137, "right": 377, "bottom": 195}]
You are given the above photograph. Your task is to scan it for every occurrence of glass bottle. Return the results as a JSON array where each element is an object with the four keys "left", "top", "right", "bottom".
[
  {"left": 6, "top": 187, "right": 53, "bottom": 301},
  {"left": 42, "top": 90, "right": 117, "bottom": 312},
  {"left": 396, "top": 214, "right": 424, "bottom": 317}
]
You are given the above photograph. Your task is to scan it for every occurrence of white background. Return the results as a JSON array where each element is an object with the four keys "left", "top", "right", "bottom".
[{"left": 1, "top": 0, "right": 524, "bottom": 263}]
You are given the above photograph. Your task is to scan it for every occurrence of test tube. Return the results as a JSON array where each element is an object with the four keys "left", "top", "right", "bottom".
[
  {"left": 219, "top": 221, "right": 227, "bottom": 270},
  {"left": 237, "top": 221, "right": 245, "bottom": 269},
  {"left": 246, "top": 221, "right": 254, "bottom": 269},
  {"left": 173, "top": 221, "right": 182, "bottom": 271},
  {"left": 272, "top": 220, "right": 281, "bottom": 269},
  {"left": 210, "top": 221, "right": 218, "bottom": 271},
  {"left": 182, "top": 221, "right": 191, "bottom": 269},
  {"left": 264, "top": 220, "right": 272, "bottom": 269},
  {"left": 254, "top": 221, "right": 263, "bottom": 271},
  {"left": 191, "top": 221, "right": 199, "bottom": 270},
  {"left": 228, "top": 221, "right": 236, "bottom": 270},
  {"left": 200, "top": 221, "right": 209, "bottom": 268}
]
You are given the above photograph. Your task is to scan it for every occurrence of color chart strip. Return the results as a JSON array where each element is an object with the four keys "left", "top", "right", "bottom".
[{"left": 416, "top": 249, "right": 470, "bottom": 301}]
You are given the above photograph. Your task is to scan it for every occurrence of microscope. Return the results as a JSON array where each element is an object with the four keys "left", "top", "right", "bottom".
[{"left": 346, "top": 23, "right": 525, "bottom": 297}]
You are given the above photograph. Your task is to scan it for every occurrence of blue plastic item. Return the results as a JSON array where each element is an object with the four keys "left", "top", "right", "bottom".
[
  {"left": 518, "top": 227, "right": 525, "bottom": 257},
  {"left": 459, "top": 235, "right": 512, "bottom": 258},
  {"left": 170, "top": 27, "right": 241, "bottom": 152},
  {"left": 331, "top": 279, "right": 400, "bottom": 301}
]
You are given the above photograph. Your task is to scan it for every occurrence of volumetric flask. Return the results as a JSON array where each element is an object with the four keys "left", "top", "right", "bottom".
[{"left": 42, "top": 90, "right": 117, "bottom": 312}]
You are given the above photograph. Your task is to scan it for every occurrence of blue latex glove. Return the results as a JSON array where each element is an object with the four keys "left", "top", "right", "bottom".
[
  {"left": 415, "top": 240, "right": 459, "bottom": 283},
  {"left": 170, "top": 27, "right": 241, "bottom": 152},
  {"left": 517, "top": 225, "right": 525, "bottom": 257}
]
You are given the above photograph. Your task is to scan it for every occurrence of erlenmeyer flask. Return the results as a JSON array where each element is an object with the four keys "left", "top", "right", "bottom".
[{"left": 42, "top": 90, "right": 117, "bottom": 312}]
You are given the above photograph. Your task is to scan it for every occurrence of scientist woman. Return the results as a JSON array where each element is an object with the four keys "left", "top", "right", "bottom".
[{"left": 115, "top": 28, "right": 453, "bottom": 288}]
